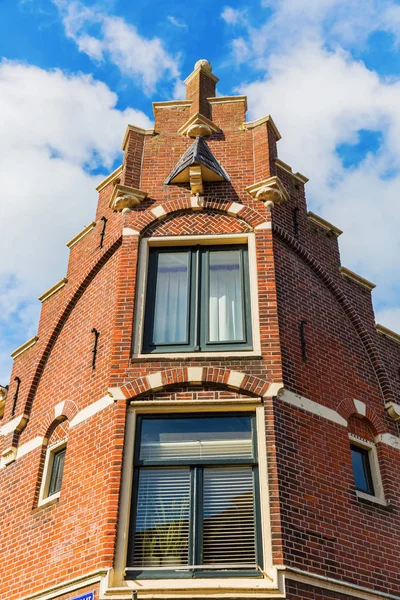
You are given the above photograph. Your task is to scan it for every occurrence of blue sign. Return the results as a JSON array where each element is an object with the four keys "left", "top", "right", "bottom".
[{"left": 72, "top": 593, "right": 94, "bottom": 600}]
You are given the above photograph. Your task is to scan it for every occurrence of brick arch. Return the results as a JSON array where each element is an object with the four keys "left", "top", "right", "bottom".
[
  {"left": 127, "top": 197, "right": 268, "bottom": 234},
  {"left": 120, "top": 367, "right": 271, "bottom": 400},
  {"left": 337, "top": 398, "right": 386, "bottom": 435},
  {"left": 20, "top": 234, "right": 123, "bottom": 426},
  {"left": 273, "top": 223, "right": 395, "bottom": 406},
  {"left": 38, "top": 399, "right": 79, "bottom": 438},
  {"left": 42, "top": 416, "right": 70, "bottom": 444}
]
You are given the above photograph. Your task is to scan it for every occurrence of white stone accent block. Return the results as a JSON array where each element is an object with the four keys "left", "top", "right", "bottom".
[
  {"left": 17, "top": 436, "right": 44, "bottom": 459},
  {"left": 108, "top": 387, "right": 127, "bottom": 400},
  {"left": 376, "top": 433, "right": 400, "bottom": 449},
  {"left": 70, "top": 395, "right": 114, "bottom": 428},
  {"left": 151, "top": 205, "right": 167, "bottom": 219},
  {"left": 1, "top": 447, "right": 17, "bottom": 467},
  {"left": 54, "top": 401, "right": 66, "bottom": 419},
  {"left": 123, "top": 227, "right": 140, "bottom": 236},
  {"left": 227, "top": 370, "right": 246, "bottom": 389},
  {"left": 0, "top": 414, "right": 27, "bottom": 437},
  {"left": 227, "top": 202, "right": 244, "bottom": 216},
  {"left": 255, "top": 221, "right": 272, "bottom": 230},
  {"left": 147, "top": 372, "right": 164, "bottom": 391},
  {"left": 265, "top": 382, "right": 284, "bottom": 397},
  {"left": 279, "top": 390, "right": 348, "bottom": 427},
  {"left": 187, "top": 367, "right": 203, "bottom": 383},
  {"left": 354, "top": 399, "right": 367, "bottom": 417}
]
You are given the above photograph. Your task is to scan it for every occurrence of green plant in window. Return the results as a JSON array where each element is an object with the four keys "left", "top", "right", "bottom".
[{"left": 156, "top": 498, "right": 188, "bottom": 565}]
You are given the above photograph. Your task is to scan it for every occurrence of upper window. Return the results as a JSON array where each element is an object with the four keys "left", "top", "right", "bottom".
[
  {"left": 38, "top": 440, "right": 67, "bottom": 506},
  {"left": 350, "top": 443, "right": 374, "bottom": 495},
  {"left": 126, "top": 414, "right": 261, "bottom": 579},
  {"left": 142, "top": 245, "right": 252, "bottom": 353}
]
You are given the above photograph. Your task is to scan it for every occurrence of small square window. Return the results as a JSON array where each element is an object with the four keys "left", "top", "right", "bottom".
[
  {"left": 142, "top": 245, "right": 252, "bottom": 353},
  {"left": 126, "top": 414, "right": 262, "bottom": 579},
  {"left": 350, "top": 444, "right": 374, "bottom": 495}
]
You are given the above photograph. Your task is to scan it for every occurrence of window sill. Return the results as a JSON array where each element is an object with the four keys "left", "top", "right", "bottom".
[
  {"left": 356, "top": 490, "right": 390, "bottom": 508},
  {"left": 125, "top": 569, "right": 262, "bottom": 580},
  {"left": 37, "top": 491, "right": 61, "bottom": 508},
  {"left": 132, "top": 351, "right": 262, "bottom": 361}
]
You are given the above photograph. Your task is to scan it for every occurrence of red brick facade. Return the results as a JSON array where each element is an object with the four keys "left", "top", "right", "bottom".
[{"left": 1, "top": 60, "right": 399, "bottom": 600}]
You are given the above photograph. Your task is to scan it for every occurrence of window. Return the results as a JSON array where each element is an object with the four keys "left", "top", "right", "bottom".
[
  {"left": 348, "top": 435, "right": 386, "bottom": 505},
  {"left": 350, "top": 444, "right": 374, "bottom": 495},
  {"left": 38, "top": 440, "right": 66, "bottom": 505},
  {"left": 48, "top": 446, "right": 66, "bottom": 497},
  {"left": 126, "top": 414, "right": 262, "bottom": 579},
  {"left": 142, "top": 245, "right": 252, "bottom": 353}
]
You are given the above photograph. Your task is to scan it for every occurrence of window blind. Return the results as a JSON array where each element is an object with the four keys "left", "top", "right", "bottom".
[
  {"left": 133, "top": 468, "right": 190, "bottom": 568},
  {"left": 202, "top": 467, "right": 256, "bottom": 567}
]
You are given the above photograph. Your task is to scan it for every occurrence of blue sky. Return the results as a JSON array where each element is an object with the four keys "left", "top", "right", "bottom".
[{"left": 1, "top": 0, "right": 400, "bottom": 383}]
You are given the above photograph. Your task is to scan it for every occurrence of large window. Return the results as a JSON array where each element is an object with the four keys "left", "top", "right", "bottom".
[
  {"left": 142, "top": 246, "right": 252, "bottom": 353},
  {"left": 126, "top": 414, "right": 261, "bottom": 579}
]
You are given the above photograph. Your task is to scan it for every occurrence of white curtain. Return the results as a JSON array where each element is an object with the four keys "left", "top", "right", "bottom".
[
  {"left": 209, "top": 250, "right": 244, "bottom": 342},
  {"left": 153, "top": 253, "right": 188, "bottom": 344}
]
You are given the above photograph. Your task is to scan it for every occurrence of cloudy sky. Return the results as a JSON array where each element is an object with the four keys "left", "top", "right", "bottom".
[{"left": 1, "top": 0, "right": 400, "bottom": 384}]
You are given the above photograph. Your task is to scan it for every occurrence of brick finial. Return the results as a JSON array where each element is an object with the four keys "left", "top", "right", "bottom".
[{"left": 184, "top": 59, "right": 219, "bottom": 119}]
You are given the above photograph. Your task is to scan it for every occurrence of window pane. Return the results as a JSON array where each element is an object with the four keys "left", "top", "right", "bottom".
[
  {"left": 48, "top": 447, "right": 66, "bottom": 497},
  {"left": 208, "top": 250, "right": 244, "bottom": 342},
  {"left": 350, "top": 445, "right": 374, "bottom": 494},
  {"left": 202, "top": 467, "right": 256, "bottom": 566},
  {"left": 133, "top": 469, "right": 190, "bottom": 568},
  {"left": 139, "top": 416, "right": 253, "bottom": 462},
  {"left": 153, "top": 252, "right": 189, "bottom": 345}
]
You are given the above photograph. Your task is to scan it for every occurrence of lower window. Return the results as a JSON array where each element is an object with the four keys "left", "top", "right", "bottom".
[
  {"left": 350, "top": 443, "right": 374, "bottom": 495},
  {"left": 126, "top": 414, "right": 262, "bottom": 578}
]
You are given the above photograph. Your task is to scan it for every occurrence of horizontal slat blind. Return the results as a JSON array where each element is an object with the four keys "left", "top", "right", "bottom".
[
  {"left": 133, "top": 469, "right": 190, "bottom": 568},
  {"left": 202, "top": 467, "right": 256, "bottom": 567},
  {"left": 140, "top": 438, "right": 253, "bottom": 461}
]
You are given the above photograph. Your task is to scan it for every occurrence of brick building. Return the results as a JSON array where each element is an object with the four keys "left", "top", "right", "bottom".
[{"left": 1, "top": 59, "right": 400, "bottom": 600}]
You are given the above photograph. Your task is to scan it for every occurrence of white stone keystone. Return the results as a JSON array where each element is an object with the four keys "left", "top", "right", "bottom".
[
  {"left": 227, "top": 370, "right": 246, "bottom": 389},
  {"left": 227, "top": 202, "right": 244, "bottom": 217},
  {"left": 151, "top": 205, "right": 167, "bottom": 220},
  {"left": 187, "top": 367, "right": 203, "bottom": 383},
  {"left": 54, "top": 401, "right": 66, "bottom": 419},
  {"left": 354, "top": 399, "right": 367, "bottom": 417},
  {"left": 147, "top": 372, "right": 164, "bottom": 391}
]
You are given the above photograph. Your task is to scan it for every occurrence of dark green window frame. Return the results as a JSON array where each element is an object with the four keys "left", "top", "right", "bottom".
[
  {"left": 126, "top": 414, "right": 263, "bottom": 580},
  {"left": 142, "top": 245, "right": 253, "bottom": 353},
  {"left": 350, "top": 443, "right": 375, "bottom": 495},
  {"left": 48, "top": 446, "right": 66, "bottom": 497}
]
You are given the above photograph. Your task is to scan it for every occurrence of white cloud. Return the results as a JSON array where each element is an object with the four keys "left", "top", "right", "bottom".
[
  {"left": 232, "top": 1, "right": 400, "bottom": 333},
  {"left": 0, "top": 60, "right": 152, "bottom": 384},
  {"left": 53, "top": 0, "right": 180, "bottom": 94},
  {"left": 167, "top": 16, "right": 187, "bottom": 29},
  {"left": 232, "top": 38, "right": 250, "bottom": 65},
  {"left": 221, "top": 6, "right": 247, "bottom": 25}
]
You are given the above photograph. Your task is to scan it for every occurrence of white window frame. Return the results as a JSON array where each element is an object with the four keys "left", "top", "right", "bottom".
[
  {"left": 132, "top": 234, "right": 261, "bottom": 358},
  {"left": 348, "top": 434, "right": 387, "bottom": 506},
  {"left": 109, "top": 401, "right": 280, "bottom": 597},
  {"left": 38, "top": 438, "right": 67, "bottom": 507}
]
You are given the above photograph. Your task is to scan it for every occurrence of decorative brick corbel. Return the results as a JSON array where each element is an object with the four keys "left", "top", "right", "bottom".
[
  {"left": 385, "top": 402, "right": 400, "bottom": 421},
  {"left": 189, "top": 165, "right": 203, "bottom": 195},
  {"left": 246, "top": 176, "right": 289, "bottom": 208},
  {"left": 178, "top": 112, "right": 220, "bottom": 138},
  {"left": 109, "top": 184, "right": 148, "bottom": 211}
]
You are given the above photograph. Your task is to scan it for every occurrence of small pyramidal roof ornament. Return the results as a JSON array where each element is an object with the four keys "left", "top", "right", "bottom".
[{"left": 165, "top": 136, "right": 229, "bottom": 194}]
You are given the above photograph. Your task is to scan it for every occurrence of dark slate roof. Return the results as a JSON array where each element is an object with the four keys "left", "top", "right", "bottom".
[{"left": 164, "top": 136, "right": 230, "bottom": 184}]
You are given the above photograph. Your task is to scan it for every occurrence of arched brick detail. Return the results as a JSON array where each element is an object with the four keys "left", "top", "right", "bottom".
[
  {"left": 42, "top": 415, "right": 69, "bottom": 443},
  {"left": 120, "top": 367, "right": 271, "bottom": 399},
  {"left": 126, "top": 198, "right": 268, "bottom": 234},
  {"left": 336, "top": 398, "right": 385, "bottom": 435},
  {"left": 38, "top": 400, "right": 78, "bottom": 438},
  {"left": 19, "top": 235, "right": 123, "bottom": 428},
  {"left": 273, "top": 224, "right": 395, "bottom": 406}
]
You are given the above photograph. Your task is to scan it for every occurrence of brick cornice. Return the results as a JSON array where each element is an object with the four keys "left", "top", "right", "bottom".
[{"left": 272, "top": 223, "right": 395, "bottom": 407}]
